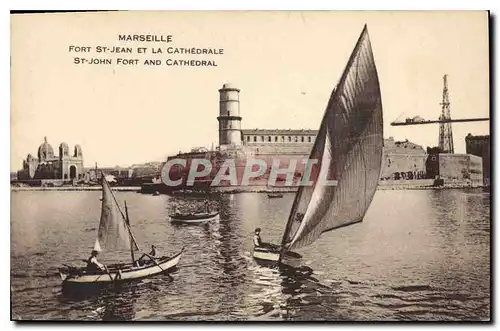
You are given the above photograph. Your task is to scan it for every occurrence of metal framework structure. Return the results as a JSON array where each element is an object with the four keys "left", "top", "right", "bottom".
[
  {"left": 438, "top": 74, "right": 454, "bottom": 153},
  {"left": 390, "top": 75, "right": 489, "bottom": 154}
]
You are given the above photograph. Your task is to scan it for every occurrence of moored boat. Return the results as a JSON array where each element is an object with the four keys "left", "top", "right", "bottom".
[
  {"left": 253, "top": 25, "right": 384, "bottom": 266},
  {"left": 59, "top": 171, "right": 184, "bottom": 289},
  {"left": 59, "top": 249, "right": 183, "bottom": 286},
  {"left": 267, "top": 193, "right": 284, "bottom": 199},
  {"left": 169, "top": 211, "right": 219, "bottom": 224}
]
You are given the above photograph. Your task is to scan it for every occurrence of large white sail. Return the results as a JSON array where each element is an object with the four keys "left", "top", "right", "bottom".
[
  {"left": 281, "top": 25, "right": 383, "bottom": 252},
  {"left": 93, "top": 176, "right": 139, "bottom": 252}
]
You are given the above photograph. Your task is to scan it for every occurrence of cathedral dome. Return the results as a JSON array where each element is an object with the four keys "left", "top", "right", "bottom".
[{"left": 37, "top": 137, "right": 54, "bottom": 161}]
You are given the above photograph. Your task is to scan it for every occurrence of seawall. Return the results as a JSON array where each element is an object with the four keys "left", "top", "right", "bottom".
[
  {"left": 11, "top": 180, "right": 486, "bottom": 193},
  {"left": 11, "top": 186, "right": 141, "bottom": 192}
]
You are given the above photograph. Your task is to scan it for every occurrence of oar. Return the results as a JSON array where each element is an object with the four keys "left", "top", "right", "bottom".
[
  {"left": 144, "top": 253, "right": 166, "bottom": 273},
  {"left": 104, "top": 266, "right": 115, "bottom": 283}
]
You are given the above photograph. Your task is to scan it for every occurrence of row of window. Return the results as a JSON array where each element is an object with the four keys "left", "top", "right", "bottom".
[{"left": 244, "top": 135, "right": 315, "bottom": 143}]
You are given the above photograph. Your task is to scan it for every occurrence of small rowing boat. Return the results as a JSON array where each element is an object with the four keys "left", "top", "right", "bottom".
[
  {"left": 59, "top": 171, "right": 184, "bottom": 289},
  {"left": 267, "top": 193, "right": 284, "bottom": 199},
  {"left": 170, "top": 211, "right": 220, "bottom": 224}
]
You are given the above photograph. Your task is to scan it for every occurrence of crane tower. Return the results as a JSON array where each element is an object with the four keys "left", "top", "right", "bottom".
[{"left": 438, "top": 74, "right": 454, "bottom": 153}]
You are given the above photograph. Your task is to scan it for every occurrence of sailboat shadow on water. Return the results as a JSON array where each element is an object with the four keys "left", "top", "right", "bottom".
[
  {"left": 252, "top": 24, "right": 383, "bottom": 269},
  {"left": 58, "top": 171, "right": 184, "bottom": 293}
]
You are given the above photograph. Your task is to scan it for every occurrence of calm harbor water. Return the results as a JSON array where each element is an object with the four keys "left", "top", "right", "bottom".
[{"left": 11, "top": 189, "right": 490, "bottom": 321}]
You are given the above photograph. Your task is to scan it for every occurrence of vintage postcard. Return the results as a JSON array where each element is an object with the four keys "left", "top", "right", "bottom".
[{"left": 10, "top": 11, "right": 490, "bottom": 321}]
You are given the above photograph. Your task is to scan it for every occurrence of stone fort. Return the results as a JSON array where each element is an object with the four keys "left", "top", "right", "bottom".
[{"left": 166, "top": 83, "right": 431, "bottom": 187}]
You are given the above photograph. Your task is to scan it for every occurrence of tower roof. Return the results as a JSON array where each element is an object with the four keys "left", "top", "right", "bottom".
[{"left": 219, "top": 83, "right": 240, "bottom": 92}]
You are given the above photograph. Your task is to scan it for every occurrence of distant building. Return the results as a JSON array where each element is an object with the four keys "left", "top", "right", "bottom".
[
  {"left": 86, "top": 166, "right": 133, "bottom": 184},
  {"left": 426, "top": 146, "right": 483, "bottom": 187},
  {"left": 380, "top": 137, "right": 427, "bottom": 180},
  {"left": 17, "top": 137, "right": 84, "bottom": 182},
  {"left": 438, "top": 154, "right": 483, "bottom": 186},
  {"left": 465, "top": 134, "right": 490, "bottom": 186}
]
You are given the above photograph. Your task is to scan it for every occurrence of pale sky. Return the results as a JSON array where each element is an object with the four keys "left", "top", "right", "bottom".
[{"left": 11, "top": 11, "right": 489, "bottom": 170}]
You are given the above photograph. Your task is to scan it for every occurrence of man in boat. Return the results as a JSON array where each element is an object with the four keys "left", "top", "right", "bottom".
[
  {"left": 253, "top": 228, "right": 280, "bottom": 252},
  {"left": 137, "top": 245, "right": 158, "bottom": 266},
  {"left": 149, "top": 244, "right": 157, "bottom": 257},
  {"left": 86, "top": 250, "right": 106, "bottom": 272}
]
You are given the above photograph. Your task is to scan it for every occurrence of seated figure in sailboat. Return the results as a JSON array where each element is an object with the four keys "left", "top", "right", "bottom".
[
  {"left": 253, "top": 228, "right": 280, "bottom": 252},
  {"left": 86, "top": 250, "right": 106, "bottom": 272},
  {"left": 137, "top": 245, "right": 158, "bottom": 266},
  {"left": 149, "top": 244, "right": 157, "bottom": 257}
]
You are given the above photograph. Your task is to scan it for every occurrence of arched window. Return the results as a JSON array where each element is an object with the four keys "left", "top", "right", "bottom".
[
  {"left": 301, "top": 136, "right": 304, "bottom": 142},
  {"left": 275, "top": 136, "right": 278, "bottom": 142},
  {"left": 288, "top": 136, "right": 292, "bottom": 142},
  {"left": 268, "top": 136, "right": 271, "bottom": 142},
  {"left": 308, "top": 136, "right": 312, "bottom": 142},
  {"left": 253, "top": 136, "right": 257, "bottom": 142}
]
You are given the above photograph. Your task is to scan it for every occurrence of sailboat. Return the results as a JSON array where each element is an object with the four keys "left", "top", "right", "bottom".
[
  {"left": 59, "top": 171, "right": 184, "bottom": 287},
  {"left": 253, "top": 25, "right": 383, "bottom": 264}
]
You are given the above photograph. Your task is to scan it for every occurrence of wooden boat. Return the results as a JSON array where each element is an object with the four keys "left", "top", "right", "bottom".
[
  {"left": 267, "top": 193, "right": 284, "bottom": 199},
  {"left": 59, "top": 172, "right": 184, "bottom": 288},
  {"left": 253, "top": 25, "right": 383, "bottom": 265},
  {"left": 170, "top": 211, "right": 219, "bottom": 224}
]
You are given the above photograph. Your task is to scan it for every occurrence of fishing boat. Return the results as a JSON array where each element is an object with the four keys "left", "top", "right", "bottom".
[
  {"left": 267, "top": 193, "right": 284, "bottom": 199},
  {"left": 59, "top": 172, "right": 184, "bottom": 288},
  {"left": 253, "top": 25, "right": 383, "bottom": 265},
  {"left": 170, "top": 211, "right": 220, "bottom": 224}
]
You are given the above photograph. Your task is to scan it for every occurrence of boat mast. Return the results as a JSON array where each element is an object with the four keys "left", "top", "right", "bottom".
[
  {"left": 124, "top": 200, "right": 136, "bottom": 265},
  {"left": 99, "top": 170, "right": 141, "bottom": 257}
]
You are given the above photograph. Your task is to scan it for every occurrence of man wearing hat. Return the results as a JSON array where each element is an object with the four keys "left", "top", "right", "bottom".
[
  {"left": 86, "top": 250, "right": 106, "bottom": 272},
  {"left": 253, "top": 228, "right": 263, "bottom": 247}
]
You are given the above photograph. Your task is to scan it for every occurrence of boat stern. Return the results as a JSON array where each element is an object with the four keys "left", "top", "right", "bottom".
[
  {"left": 58, "top": 270, "right": 69, "bottom": 282},
  {"left": 253, "top": 247, "right": 280, "bottom": 262}
]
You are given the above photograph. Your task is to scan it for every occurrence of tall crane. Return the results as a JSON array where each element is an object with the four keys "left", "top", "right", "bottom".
[
  {"left": 390, "top": 74, "right": 489, "bottom": 153},
  {"left": 438, "top": 74, "right": 454, "bottom": 153}
]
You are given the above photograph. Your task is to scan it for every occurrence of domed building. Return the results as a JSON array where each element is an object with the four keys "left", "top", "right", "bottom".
[{"left": 17, "top": 137, "right": 84, "bottom": 182}]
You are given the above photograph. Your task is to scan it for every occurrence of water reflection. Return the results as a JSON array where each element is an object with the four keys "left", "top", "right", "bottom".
[
  {"left": 99, "top": 284, "right": 139, "bottom": 321},
  {"left": 11, "top": 190, "right": 491, "bottom": 320}
]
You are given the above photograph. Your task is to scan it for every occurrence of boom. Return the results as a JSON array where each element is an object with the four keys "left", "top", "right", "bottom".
[{"left": 391, "top": 118, "right": 489, "bottom": 126}]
